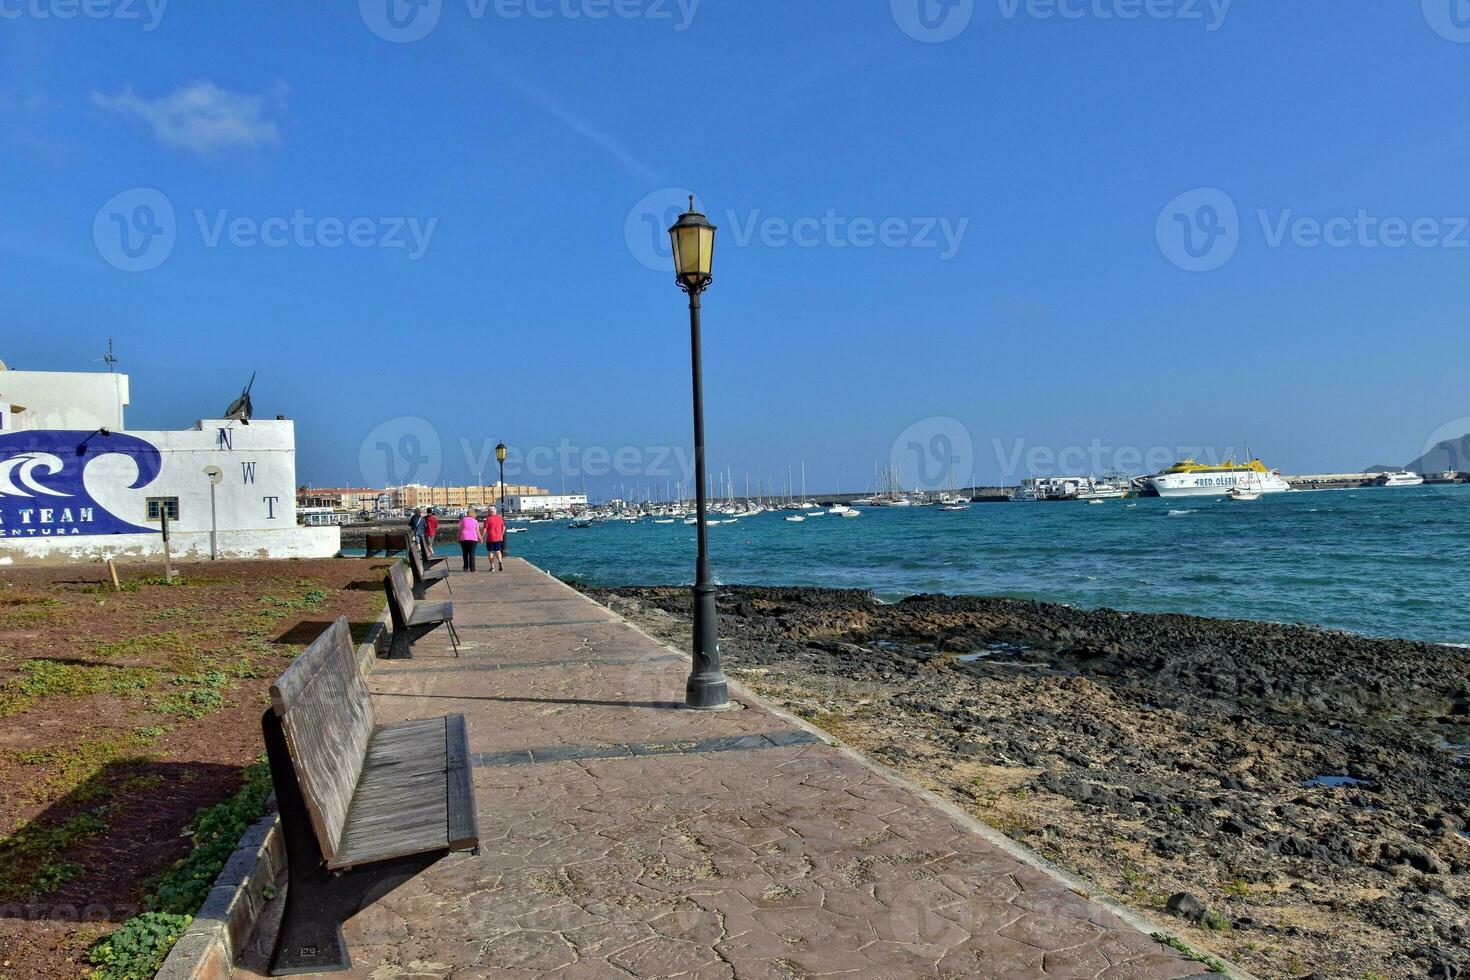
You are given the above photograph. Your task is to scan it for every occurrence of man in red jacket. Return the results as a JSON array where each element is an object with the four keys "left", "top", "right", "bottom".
[
  {"left": 484, "top": 506, "right": 506, "bottom": 572},
  {"left": 424, "top": 509, "right": 439, "bottom": 555}
]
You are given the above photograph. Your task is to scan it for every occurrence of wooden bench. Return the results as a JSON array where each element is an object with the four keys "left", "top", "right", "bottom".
[
  {"left": 418, "top": 534, "right": 447, "bottom": 569},
  {"left": 260, "top": 617, "right": 478, "bottom": 975},
  {"left": 385, "top": 562, "right": 459, "bottom": 659},
  {"left": 407, "top": 536, "right": 451, "bottom": 600}
]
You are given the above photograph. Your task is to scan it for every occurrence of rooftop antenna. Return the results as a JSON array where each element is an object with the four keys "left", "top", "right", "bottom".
[{"left": 97, "top": 339, "right": 118, "bottom": 372}]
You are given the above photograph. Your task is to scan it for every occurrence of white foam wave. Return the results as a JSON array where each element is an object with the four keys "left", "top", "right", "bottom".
[{"left": 0, "top": 454, "right": 70, "bottom": 497}]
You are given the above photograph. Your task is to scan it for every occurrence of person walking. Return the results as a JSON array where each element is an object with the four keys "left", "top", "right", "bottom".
[
  {"left": 424, "top": 508, "right": 439, "bottom": 557},
  {"left": 408, "top": 508, "right": 427, "bottom": 553},
  {"left": 484, "top": 505, "right": 506, "bottom": 572},
  {"left": 458, "top": 508, "right": 483, "bottom": 572}
]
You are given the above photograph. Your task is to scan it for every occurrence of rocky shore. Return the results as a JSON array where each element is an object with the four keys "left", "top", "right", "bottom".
[{"left": 576, "top": 584, "right": 1470, "bottom": 979}]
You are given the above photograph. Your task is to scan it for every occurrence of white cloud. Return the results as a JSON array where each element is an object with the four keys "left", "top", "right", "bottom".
[{"left": 91, "top": 80, "right": 286, "bottom": 155}]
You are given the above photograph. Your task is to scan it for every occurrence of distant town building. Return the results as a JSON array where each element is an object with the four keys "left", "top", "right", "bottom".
[
  {"left": 389, "top": 483, "right": 549, "bottom": 510},
  {"left": 0, "top": 365, "right": 339, "bottom": 564},
  {"left": 296, "top": 487, "right": 383, "bottom": 511},
  {"left": 504, "top": 493, "right": 587, "bottom": 514}
]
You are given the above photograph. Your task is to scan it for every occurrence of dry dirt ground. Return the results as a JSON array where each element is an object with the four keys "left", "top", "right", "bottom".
[{"left": 0, "top": 557, "right": 392, "bottom": 979}]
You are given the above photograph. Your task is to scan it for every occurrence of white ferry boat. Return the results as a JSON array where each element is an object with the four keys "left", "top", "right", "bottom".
[
  {"left": 1376, "top": 470, "right": 1425, "bottom": 488},
  {"left": 1148, "top": 458, "right": 1292, "bottom": 498}
]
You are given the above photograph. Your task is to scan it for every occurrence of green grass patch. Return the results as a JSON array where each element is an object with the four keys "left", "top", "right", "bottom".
[
  {"left": 88, "top": 761, "right": 273, "bottom": 980},
  {"left": 154, "top": 671, "right": 232, "bottom": 720},
  {"left": 0, "top": 660, "right": 154, "bottom": 716},
  {"left": 8, "top": 736, "right": 151, "bottom": 805},
  {"left": 0, "top": 808, "right": 110, "bottom": 900}
]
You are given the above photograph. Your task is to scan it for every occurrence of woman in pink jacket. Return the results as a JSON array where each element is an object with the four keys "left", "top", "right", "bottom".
[{"left": 458, "top": 509, "right": 483, "bottom": 572}]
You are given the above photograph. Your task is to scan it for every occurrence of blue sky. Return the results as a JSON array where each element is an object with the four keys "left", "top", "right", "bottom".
[{"left": 3, "top": 1, "right": 1468, "bottom": 496}]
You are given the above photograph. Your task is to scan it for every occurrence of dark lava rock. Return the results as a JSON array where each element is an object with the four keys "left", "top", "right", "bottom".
[{"left": 1165, "top": 892, "right": 1206, "bottom": 923}]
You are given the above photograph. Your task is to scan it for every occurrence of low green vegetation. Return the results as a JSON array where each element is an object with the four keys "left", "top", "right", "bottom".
[
  {"left": 0, "top": 808, "right": 111, "bottom": 901},
  {"left": 88, "top": 761, "right": 273, "bottom": 980},
  {"left": 0, "top": 660, "right": 154, "bottom": 716},
  {"left": 1151, "top": 933, "right": 1230, "bottom": 973},
  {"left": 7, "top": 736, "right": 149, "bottom": 805},
  {"left": 154, "top": 670, "right": 232, "bottom": 719},
  {"left": 86, "top": 913, "right": 192, "bottom": 980}
]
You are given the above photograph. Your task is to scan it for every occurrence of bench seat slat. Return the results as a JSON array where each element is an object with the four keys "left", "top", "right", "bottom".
[
  {"left": 446, "top": 714, "right": 478, "bottom": 853},
  {"left": 329, "top": 718, "right": 450, "bottom": 869},
  {"left": 409, "top": 601, "right": 453, "bottom": 626}
]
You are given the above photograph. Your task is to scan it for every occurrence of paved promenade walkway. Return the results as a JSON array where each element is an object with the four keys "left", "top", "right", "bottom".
[{"left": 241, "top": 559, "right": 1211, "bottom": 979}]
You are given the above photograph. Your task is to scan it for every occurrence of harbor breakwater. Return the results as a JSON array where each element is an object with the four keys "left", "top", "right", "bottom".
[{"left": 584, "top": 584, "right": 1470, "bottom": 979}]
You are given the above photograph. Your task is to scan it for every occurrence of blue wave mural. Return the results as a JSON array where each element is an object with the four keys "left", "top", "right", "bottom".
[{"left": 0, "top": 430, "right": 163, "bottom": 537}]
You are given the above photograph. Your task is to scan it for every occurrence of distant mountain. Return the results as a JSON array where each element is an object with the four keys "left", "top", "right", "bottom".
[{"left": 1383, "top": 433, "right": 1470, "bottom": 475}]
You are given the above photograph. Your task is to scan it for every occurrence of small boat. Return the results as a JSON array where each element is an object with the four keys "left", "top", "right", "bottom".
[
  {"left": 1226, "top": 487, "right": 1262, "bottom": 501},
  {"left": 506, "top": 527, "right": 528, "bottom": 534},
  {"left": 785, "top": 515, "right": 806, "bottom": 522},
  {"left": 684, "top": 517, "right": 699, "bottom": 525},
  {"left": 840, "top": 508, "right": 861, "bottom": 518},
  {"left": 1086, "top": 499, "right": 1107, "bottom": 506},
  {"left": 569, "top": 521, "right": 594, "bottom": 529},
  {"left": 653, "top": 519, "right": 676, "bottom": 524}
]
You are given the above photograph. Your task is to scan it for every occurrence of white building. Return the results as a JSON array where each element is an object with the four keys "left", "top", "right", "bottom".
[
  {"left": 0, "top": 365, "right": 340, "bottom": 564},
  {"left": 505, "top": 493, "right": 587, "bottom": 514}
]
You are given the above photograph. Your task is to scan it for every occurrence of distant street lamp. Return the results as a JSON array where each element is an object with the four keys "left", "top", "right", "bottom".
[
  {"left": 669, "top": 196, "right": 728, "bottom": 710},
  {"left": 496, "top": 442, "right": 508, "bottom": 519}
]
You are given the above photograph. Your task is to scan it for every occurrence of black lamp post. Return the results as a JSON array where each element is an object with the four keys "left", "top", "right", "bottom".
[
  {"left": 496, "top": 442, "right": 507, "bottom": 518},
  {"left": 669, "top": 196, "right": 728, "bottom": 710}
]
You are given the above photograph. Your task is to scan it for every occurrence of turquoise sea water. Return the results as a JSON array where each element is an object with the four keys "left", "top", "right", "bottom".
[{"left": 449, "top": 485, "right": 1470, "bottom": 644}]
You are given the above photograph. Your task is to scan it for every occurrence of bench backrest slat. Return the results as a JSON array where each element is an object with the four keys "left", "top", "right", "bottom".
[
  {"left": 269, "top": 616, "right": 375, "bottom": 861},
  {"left": 388, "top": 562, "right": 416, "bottom": 614}
]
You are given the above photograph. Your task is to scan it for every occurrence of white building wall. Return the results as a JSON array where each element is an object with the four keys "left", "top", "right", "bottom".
[
  {"left": 0, "top": 371, "right": 129, "bottom": 431},
  {"left": 507, "top": 493, "right": 587, "bottom": 514},
  {"left": 0, "top": 416, "right": 340, "bottom": 564}
]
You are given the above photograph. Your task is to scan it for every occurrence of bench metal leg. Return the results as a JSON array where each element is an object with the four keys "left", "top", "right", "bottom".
[
  {"left": 412, "top": 579, "right": 429, "bottom": 601},
  {"left": 388, "top": 628, "right": 413, "bottom": 659},
  {"left": 262, "top": 710, "right": 444, "bottom": 975},
  {"left": 446, "top": 621, "right": 461, "bottom": 657}
]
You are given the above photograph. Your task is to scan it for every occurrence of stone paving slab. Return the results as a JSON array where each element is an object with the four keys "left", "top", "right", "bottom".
[{"left": 237, "top": 559, "right": 1212, "bottom": 979}]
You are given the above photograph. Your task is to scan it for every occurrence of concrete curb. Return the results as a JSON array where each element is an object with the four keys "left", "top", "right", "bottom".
[
  {"left": 154, "top": 602, "right": 392, "bottom": 980},
  {"left": 575, "top": 576, "right": 1257, "bottom": 980}
]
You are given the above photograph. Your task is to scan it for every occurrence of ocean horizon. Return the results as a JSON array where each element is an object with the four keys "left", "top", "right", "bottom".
[{"left": 385, "top": 484, "right": 1470, "bottom": 646}]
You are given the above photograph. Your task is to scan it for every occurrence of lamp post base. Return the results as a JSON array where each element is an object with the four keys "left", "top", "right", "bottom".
[{"left": 685, "top": 581, "right": 729, "bottom": 709}]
